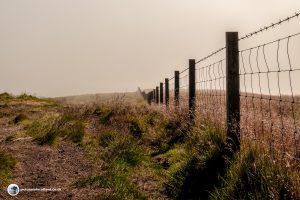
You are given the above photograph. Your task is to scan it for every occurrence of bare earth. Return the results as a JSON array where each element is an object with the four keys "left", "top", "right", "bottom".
[{"left": 0, "top": 100, "right": 105, "bottom": 200}]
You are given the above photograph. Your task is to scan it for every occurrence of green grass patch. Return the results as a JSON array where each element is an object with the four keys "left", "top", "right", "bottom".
[
  {"left": 127, "top": 116, "right": 147, "bottom": 138},
  {"left": 78, "top": 169, "right": 146, "bottom": 200},
  {"left": 0, "top": 92, "right": 13, "bottom": 101},
  {"left": 25, "top": 111, "right": 85, "bottom": 145},
  {"left": 80, "top": 131, "right": 150, "bottom": 199},
  {"left": 79, "top": 169, "right": 146, "bottom": 200},
  {"left": 210, "top": 143, "right": 300, "bottom": 200},
  {"left": 163, "top": 126, "right": 227, "bottom": 199},
  {"left": 0, "top": 111, "right": 12, "bottom": 118},
  {"left": 93, "top": 107, "right": 114, "bottom": 124},
  {"left": 102, "top": 134, "right": 146, "bottom": 167},
  {"left": 17, "top": 93, "right": 39, "bottom": 101},
  {"left": 12, "top": 113, "right": 28, "bottom": 124},
  {"left": 25, "top": 114, "right": 57, "bottom": 139},
  {"left": 98, "top": 130, "right": 118, "bottom": 147},
  {"left": 0, "top": 153, "right": 16, "bottom": 186}
]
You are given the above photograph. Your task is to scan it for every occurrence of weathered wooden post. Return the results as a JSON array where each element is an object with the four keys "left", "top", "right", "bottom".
[
  {"left": 153, "top": 89, "right": 156, "bottom": 103},
  {"left": 189, "top": 59, "right": 196, "bottom": 121},
  {"left": 226, "top": 32, "right": 240, "bottom": 151},
  {"left": 156, "top": 86, "right": 159, "bottom": 104},
  {"left": 174, "top": 71, "right": 180, "bottom": 108},
  {"left": 165, "top": 78, "right": 169, "bottom": 108},
  {"left": 147, "top": 91, "right": 153, "bottom": 105},
  {"left": 160, "top": 82, "right": 163, "bottom": 104}
]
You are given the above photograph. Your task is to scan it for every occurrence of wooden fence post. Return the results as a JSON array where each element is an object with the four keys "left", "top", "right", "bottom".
[
  {"left": 174, "top": 71, "right": 180, "bottom": 108},
  {"left": 153, "top": 89, "right": 155, "bottom": 103},
  {"left": 165, "top": 78, "right": 169, "bottom": 108},
  {"left": 147, "top": 91, "right": 152, "bottom": 105},
  {"left": 160, "top": 82, "right": 163, "bottom": 104},
  {"left": 156, "top": 86, "right": 159, "bottom": 104},
  {"left": 189, "top": 59, "right": 196, "bottom": 121},
  {"left": 226, "top": 32, "right": 240, "bottom": 151}
]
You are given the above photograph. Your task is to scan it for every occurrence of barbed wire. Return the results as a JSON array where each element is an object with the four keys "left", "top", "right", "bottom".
[
  {"left": 147, "top": 11, "right": 300, "bottom": 167},
  {"left": 240, "top": 32, "right": 300, "bottom": 52},
  {"left": 180, "top": 67, "right": 189, "bottom": 74},
  {"left": 195, "top": 47, "right": 226, "bottom": 64},
  {"left": 239, "top": 11, "right": 300, "bottom": 41}
]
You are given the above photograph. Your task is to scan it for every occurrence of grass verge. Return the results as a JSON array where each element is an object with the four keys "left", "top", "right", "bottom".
[{"left": 0, "top": 153, "right": 16, "bottom": 186}]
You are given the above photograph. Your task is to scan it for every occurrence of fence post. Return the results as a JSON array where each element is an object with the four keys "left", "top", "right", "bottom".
[
  {"left": 174, "top": 71, "right": 180, "bottom": 108},
  {"left": 160, "top": 82, "right": 163, "bottom": 104},
  {"left": 189, "top": 59, "right": 196, "bottom": 121},
  {"left": 147, "top": 91, "right": 152, "bottom": 105},
  {"left": 226, "top": 32, "right": 240, "bottom": 151},
  {"left": 156, "top": 86, "right": 159, "bottom": 104},
  {"left": 165, "top": 78, "right": 169, "bottom": 108},
  {"left": 153, "top": 89, "right": 155, "bottom": 103}
]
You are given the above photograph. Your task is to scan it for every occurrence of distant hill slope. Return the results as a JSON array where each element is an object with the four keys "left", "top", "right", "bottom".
[{"left": 54, "top": 91, "right": 144, "bottom": 104}]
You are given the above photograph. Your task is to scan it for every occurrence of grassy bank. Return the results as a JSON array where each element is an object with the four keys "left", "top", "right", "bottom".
[{"left": 1, "top": 93, "right": 299, "bottom": 199}]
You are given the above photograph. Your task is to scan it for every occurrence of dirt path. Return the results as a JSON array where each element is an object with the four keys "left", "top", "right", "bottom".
[{"left": 0, "top": 102, "right": 104, "bottom": 200}]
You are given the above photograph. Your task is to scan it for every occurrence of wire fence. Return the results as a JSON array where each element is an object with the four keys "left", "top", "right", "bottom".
[
  {"left": 145, "top": 11, "right": 300, "bottom": 167},
  {"left": 179, "top": 68, "right": 189, "bottom": 109},
  {"left": 239, "top": 33, "right": 300, "bottom": 162},
  {"left": 196, "top": 58, "right": 226, "bottom": 128}
]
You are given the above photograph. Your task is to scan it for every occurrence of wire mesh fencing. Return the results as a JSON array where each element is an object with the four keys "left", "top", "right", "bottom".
[
  {"left": 239, "top": 33, "right": 300, "bottom": 163},
  {"left": 169, "top": 77, "right": 175, "bottom": 108},
  {"left": 179, "top": 68, "right": 189, "bottom": 111},
  {"left": 145, "top": 11, "right": 300, "bottom": 168},
  {"left": 195, "top": 58, "right": 226, "bottom": 129}
]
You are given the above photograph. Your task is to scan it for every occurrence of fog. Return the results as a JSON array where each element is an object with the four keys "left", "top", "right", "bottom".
[{"left": 1, "top": 0, "right": 300, "bottom": 97}]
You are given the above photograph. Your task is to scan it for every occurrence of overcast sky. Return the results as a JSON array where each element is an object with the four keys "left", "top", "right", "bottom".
[{"left": 1, "top": 0, "right": 300, "bottom": 97}]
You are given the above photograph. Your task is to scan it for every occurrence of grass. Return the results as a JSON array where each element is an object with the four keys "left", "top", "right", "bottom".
[
  {"left": 78, "top": 105, "right": 167, "bottom": 199},
  {"left": 79, "top": 132, "right": 149, "bottom": 199},
  {"left": 17, "top": 93, "right": 40, "bottom": 101},
  {"left": 210, "top": 142, "right": 300, "bottom": 200},
  {"left": 79, "top": 169, "right": 146, "bottom": 200},
  {"left": 12, "top": 113, "right": 28, "bottom": 124},
  {"left": 82, "top": 100, "right": 300, "bottom": 199},
  {"left": 128, "top": 115, "right": 147, "bottom": 138},
  {"left": 0, "top": 92, "right": 13, "bottom": 101},
  {"left": 24, "top": 110, "right": 85, "bottom": 145},
  {"left": 162, "top": 126, "right": 227, "bottom": 199},
  {"left": 93, "top": 107, "right": 114, "bottom": 124},
  {"left": 0, "top": 153, "right": 16, "bottom": 186},
  {"left": 160, "top": 124, "right": 300, "bottom": 199},
  {"left": 24, "top": 114, "right": 59, "bottom": 144},
  {"left": 2, "top": 93, "right": 299, "bottom": 199},
  {"left": 98, "top": 130, "right": 118, "bottom": 147}
]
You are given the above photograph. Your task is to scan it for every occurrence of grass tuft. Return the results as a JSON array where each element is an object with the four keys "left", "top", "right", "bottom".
[
  {"left": 93, "top": 107, "right": 114, "bottom": 124},
  {"left": 210, "top": 142, "right": 300, "bottom": 200},
  {"left": 0, "top": 153, "right": 16, "bottom": 186},
  {"left": 0, "top": 92, "right": 13, "bottom": 101},
  {"left": 12, "top": 113, "right": 27, "bottom": 124},
  {"left": 163, "top": 126, "right": 227, "bottom": 199},
  {"left": 102, "top": 134, "right": 145, "bottom": 167},
  {"left": 128, "top": 116, "right": 147, "bottom": 138},
  {"left": 17, "top": 93, "right": 39, "bottom": 101},
  {"left": 79, "top": 132, "right": 148, "bottom": 199},
  {"left": 25, "top": 111, "right": 85, "bottom": 145},
  {"left": 98, "top": 130, "right": 117, "bottom": 147}
]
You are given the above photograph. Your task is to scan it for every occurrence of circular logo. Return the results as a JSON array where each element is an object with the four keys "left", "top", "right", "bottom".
[{"left": 7, "top": 184, "right": 19, "bottom": 196}]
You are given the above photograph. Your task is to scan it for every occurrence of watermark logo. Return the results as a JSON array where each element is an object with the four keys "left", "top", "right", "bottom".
[{"left": 7, "top": 184, "right": 19, "bottom": 196}]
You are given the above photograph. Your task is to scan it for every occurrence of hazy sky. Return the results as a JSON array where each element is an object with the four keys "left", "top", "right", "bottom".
[{"left": 1, "top": 0, "right": 300, "bottom": 97}]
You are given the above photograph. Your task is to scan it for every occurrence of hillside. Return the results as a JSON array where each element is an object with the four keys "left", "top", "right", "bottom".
[
  {"left": 0, "top": 93, "right": 299, "bottom": 199},
  {"left": 54, "top": 91, "right": 144, "bottom": 105}
]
